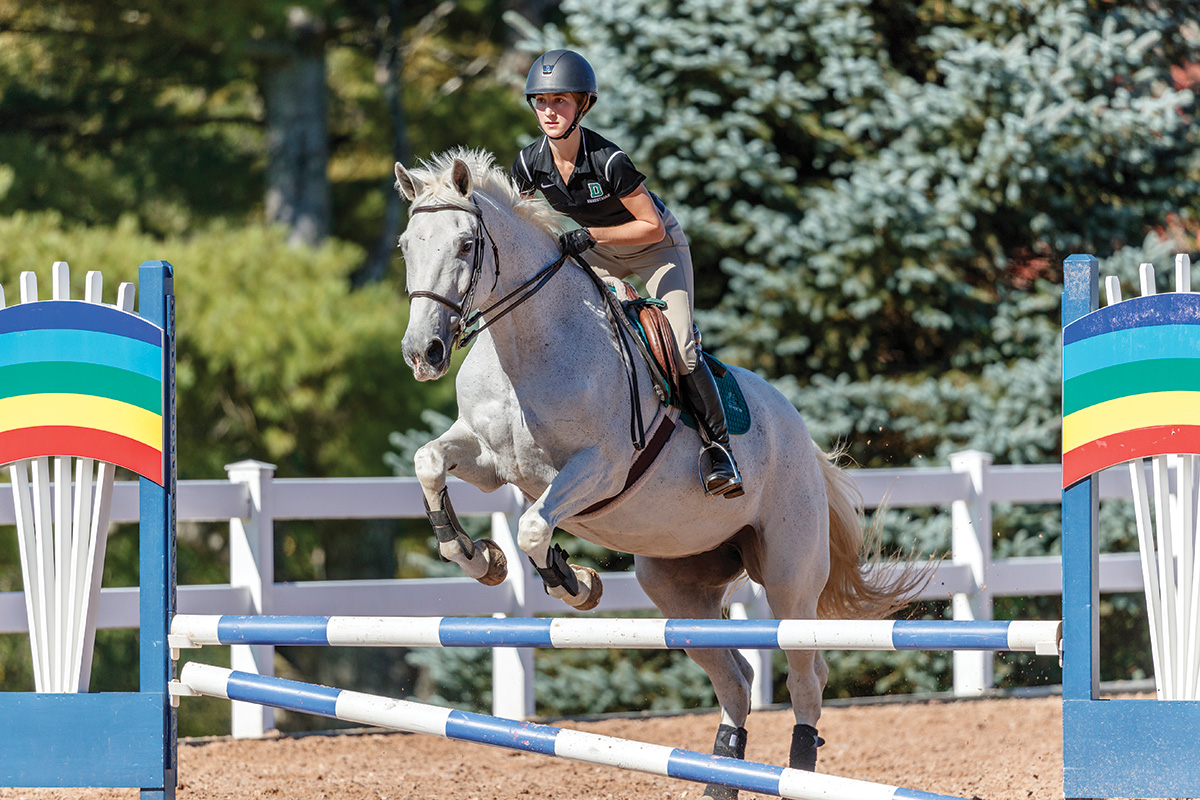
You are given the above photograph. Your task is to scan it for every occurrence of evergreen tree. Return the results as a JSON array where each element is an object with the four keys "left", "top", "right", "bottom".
[
  {"left": 530, "top": 0, "right": 1200, "bottom": 471},
  {"left": 495, "top": 0, "right": 1200, "bottom": 701}
]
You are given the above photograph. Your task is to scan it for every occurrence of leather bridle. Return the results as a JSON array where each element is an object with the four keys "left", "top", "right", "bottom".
[
  {"left": 405, "top": 199, "right": 569, "bottom": 350},
  {"left": 404, "top": 197, "right": 648, "bottom": 450}
]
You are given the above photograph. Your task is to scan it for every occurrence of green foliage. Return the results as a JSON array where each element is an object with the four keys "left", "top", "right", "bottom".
[
  {"left": 0, "top": 211, "right": 451, "bottom": 478},
  {"left": 533, "top": 0, "right": 1199, "bottom": 457},
  {"left": 0, "top": 1, "right": 534, "bottom": 250},
  {"left": 0, "top": 0, "right": 272, "bottom": 234},
  {"left": 506, "top": 0, "right": 1198, "bottom": 704}
]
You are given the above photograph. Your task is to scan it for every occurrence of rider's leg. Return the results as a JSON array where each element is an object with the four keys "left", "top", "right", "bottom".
[
  {"left": 679, "top": 358, "right": 743, "bottom": 497},
  {"left": 577, "top": 250, "right": 633, "bottom": 293},
  {"left": 642, "top": 226, "right": 744, "bottom": 499}
]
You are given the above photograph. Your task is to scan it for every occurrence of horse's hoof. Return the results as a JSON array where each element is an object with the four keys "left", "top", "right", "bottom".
[
  {"left": 569, "top": 566, "right": 603, "bottom": 611},
  {"left": 477, "top": 539, "right": 508, "bottom": 586}
]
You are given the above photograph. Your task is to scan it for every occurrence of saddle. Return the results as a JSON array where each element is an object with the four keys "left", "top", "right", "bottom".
[
  {"left": 611, "top": 280, "right": 682, "bottom": 404},
  {"left": 609, "top": 282, "right": 748, "bottom": 437},
  {"left": 577, "top": 281, "right": 751, "bottom": 517}
]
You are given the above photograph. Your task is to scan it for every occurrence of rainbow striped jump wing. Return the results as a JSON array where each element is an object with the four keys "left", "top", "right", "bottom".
[
  {"left": 1062, "top": 292, "right": 1200, "bottom": 488},
  {"left": 0, "top": 300, "right": 166, "bottom": 485}
]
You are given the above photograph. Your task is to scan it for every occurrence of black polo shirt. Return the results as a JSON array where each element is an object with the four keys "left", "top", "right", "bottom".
[{"left": 511, "top": 128, "right": 647, "bottom": 228}]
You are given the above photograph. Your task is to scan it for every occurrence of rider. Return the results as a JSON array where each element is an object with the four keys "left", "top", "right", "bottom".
[{"left": 511, "top": 49, "right": 743, "bottom": 499}]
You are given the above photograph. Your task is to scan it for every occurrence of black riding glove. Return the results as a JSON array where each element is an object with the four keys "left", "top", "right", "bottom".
[{"left": 559, "top": 228, "right": 596, "bottom": 256}]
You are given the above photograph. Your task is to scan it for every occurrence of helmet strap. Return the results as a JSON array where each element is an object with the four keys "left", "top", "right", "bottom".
[{"left": 548, "top": 113, "right": 582, "bottom": 141}]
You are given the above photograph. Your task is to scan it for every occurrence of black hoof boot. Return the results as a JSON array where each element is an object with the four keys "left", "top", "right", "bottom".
[
  {"left": 702, "top": 723, "right": 747, "bottom": 800},
  {"left": 423, "top": 486, "right": 475, "bottom": 561},
  {"left": 789, "top": 723, "right": 824, "bottom": 772}
]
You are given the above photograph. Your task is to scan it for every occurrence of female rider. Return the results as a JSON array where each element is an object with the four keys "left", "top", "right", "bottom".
[{"left": 511, "top": 49, "right": 743, "bottom": 499}]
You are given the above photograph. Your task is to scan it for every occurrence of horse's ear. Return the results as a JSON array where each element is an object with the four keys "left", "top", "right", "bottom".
[
  {"left": 395, "top": 162, "right": 421, "bottom": 202},
  {"left": 451, "top": 159, "right": 473, "bottom": 198}
]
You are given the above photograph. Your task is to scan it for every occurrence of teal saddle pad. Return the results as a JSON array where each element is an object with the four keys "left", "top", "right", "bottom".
[{"left": 680, "top": 352, "right": 751, "bottom": 436}]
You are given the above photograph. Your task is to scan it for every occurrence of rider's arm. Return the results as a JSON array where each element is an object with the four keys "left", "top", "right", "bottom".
[{"left": 586, "top": 184, "right": 665, "bottom": 247}]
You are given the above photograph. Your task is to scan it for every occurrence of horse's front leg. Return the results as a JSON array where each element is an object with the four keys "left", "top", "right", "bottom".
[
  {"left": 517, "top": 447, "right": 614, "bottom": 611},
  {"left": 415, "top": 420, "right": 508, "bottom": 585}
]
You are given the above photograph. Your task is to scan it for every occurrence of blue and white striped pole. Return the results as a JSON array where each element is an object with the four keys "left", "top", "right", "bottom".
[
  {"left": 170, "top": 615, "right": 1060, "bottom": 655},
  {"left": 177, "top": 663, "right": 971, "bottom": 800}
]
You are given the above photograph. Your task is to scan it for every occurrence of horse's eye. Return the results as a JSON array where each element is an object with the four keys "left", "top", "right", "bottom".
[{"left": 459, "top": 240, "right": 474, "bottom": 257}]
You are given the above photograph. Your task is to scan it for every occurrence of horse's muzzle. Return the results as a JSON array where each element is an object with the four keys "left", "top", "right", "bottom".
[{"left": 403, "top": 336, "right": 451, "bottom": 381}]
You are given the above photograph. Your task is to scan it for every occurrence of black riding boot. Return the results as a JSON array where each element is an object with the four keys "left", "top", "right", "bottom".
[{"left": 679, "top": 360, "right": 744, "bottom": 498}]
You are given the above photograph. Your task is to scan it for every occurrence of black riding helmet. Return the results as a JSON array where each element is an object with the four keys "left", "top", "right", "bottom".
[{"left": 524, "top": 49, "right": 597, "bottom": 140}]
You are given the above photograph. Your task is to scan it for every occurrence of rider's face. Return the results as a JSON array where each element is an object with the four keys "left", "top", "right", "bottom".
[{"left": 533, "top": 93, "right": 580, "bottom": 137}]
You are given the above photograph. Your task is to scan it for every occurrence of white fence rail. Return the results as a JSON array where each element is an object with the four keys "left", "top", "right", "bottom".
[{"left": 1, "top": 451, "right": 1150, "bottom": 736}]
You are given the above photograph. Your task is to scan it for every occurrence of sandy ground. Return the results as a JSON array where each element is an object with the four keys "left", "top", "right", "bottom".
[{"left": 0, "top": 693, "right": 1064, "bottom": 800}]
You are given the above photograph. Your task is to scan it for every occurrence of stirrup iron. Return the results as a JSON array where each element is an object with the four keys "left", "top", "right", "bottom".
[{"left": 698, "top": 441, "right": 744, "bottom": 498}]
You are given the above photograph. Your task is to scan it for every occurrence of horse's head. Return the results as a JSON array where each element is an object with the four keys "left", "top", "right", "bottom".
[{"left": 395, "top": 158, "right": 482, "bottom": 381}]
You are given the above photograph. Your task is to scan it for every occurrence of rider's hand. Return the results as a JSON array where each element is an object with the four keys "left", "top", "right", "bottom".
[{"left": 559, "top": 228, "right": 597, "bottom": 256}]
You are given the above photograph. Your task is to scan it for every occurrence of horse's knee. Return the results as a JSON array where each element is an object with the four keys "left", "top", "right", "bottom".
[
  {"left": 516, "top": 513, "right": 552, "bottom": 561},
  {"left": 413, "top": 443, "right": 445, "bottom": 489}
]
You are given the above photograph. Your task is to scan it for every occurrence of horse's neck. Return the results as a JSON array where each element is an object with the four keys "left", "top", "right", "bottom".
[
  {"left": 475, "top": 209, "right": 616, "bottom": 381},
  {"left": 460, "top": 199, "right": 659, "bottom": 474}
]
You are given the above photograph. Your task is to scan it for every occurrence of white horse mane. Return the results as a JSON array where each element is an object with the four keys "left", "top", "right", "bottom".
[{"left": 405, "top": 147, "right": 565, "bottom": 237}]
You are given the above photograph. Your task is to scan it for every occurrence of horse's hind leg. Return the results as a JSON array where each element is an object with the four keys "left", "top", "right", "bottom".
[
  {"left": 414, "top": 419, "right": 507, "bottom": 584},
  {"left": 636, "top": 549, "right": 753, "bottom": 800},
  {"left": 752, "top": 488, "right": 831, "bottom": 772}
]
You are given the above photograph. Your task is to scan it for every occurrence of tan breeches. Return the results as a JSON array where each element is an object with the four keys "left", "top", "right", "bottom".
[{"left": 583, "top": 207, "right": 697, "bottom": 372}]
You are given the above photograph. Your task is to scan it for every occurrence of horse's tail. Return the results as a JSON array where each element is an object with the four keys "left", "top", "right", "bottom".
[{"left": 816, "top": 443, "right": 929, "bottom": 620}]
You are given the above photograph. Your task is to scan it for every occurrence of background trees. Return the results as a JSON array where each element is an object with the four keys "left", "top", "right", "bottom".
[
  {"left": 2, "top": 0, "right": 1198, "bottom": 730},
  {"left": 535, "top": 0, "right": 1199, "bottom": 470}
]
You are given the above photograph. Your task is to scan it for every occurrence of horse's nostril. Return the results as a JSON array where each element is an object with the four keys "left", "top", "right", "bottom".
[{"left": 426, "top": 339, "right": 445, "bottom": 366}]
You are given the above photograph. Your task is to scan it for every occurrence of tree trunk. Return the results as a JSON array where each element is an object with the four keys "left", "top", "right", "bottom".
[
  {"left": 263, "top": 8, "right": 330, "bottom": 248},
  {"left": 356, "top": 0, "right": 409, "bottom": 286}
]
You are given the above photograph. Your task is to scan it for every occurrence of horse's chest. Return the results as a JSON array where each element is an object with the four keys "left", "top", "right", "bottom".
[{"left": 460, "top": 380, "right": 607, "bottom": 481}]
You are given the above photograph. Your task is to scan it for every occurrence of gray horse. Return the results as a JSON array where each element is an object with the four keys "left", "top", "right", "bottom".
[{"left": 395, "top": 148, "right": 922, "bottom": 794}]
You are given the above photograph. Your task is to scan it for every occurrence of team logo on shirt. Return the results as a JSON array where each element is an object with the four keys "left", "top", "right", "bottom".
[{"left": 587, "top": 182, "right": 603, "bottom": 198}]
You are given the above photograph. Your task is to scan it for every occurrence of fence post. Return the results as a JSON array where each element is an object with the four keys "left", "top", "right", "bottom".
[
  {"left": 949, "top": 449, "right": 994, "bottom": 695},
  {"left": 490, "top": 485, "right": 534, "bottom": 720},
  {"left": 225, "top": 459, "right": 277, "bottom": 736}
]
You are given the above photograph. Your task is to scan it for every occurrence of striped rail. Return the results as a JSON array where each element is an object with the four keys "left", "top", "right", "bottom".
[
  {"left": 169, "top": 615, "right": 1062, "bottom": 655},
  {"left": 175, "top": 662, "right": 971, "bottom": 800}
]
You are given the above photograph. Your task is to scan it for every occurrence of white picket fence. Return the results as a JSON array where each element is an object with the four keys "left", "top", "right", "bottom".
[{"left": 0, "top": 451, "right": 1152, "bottom": 736}]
